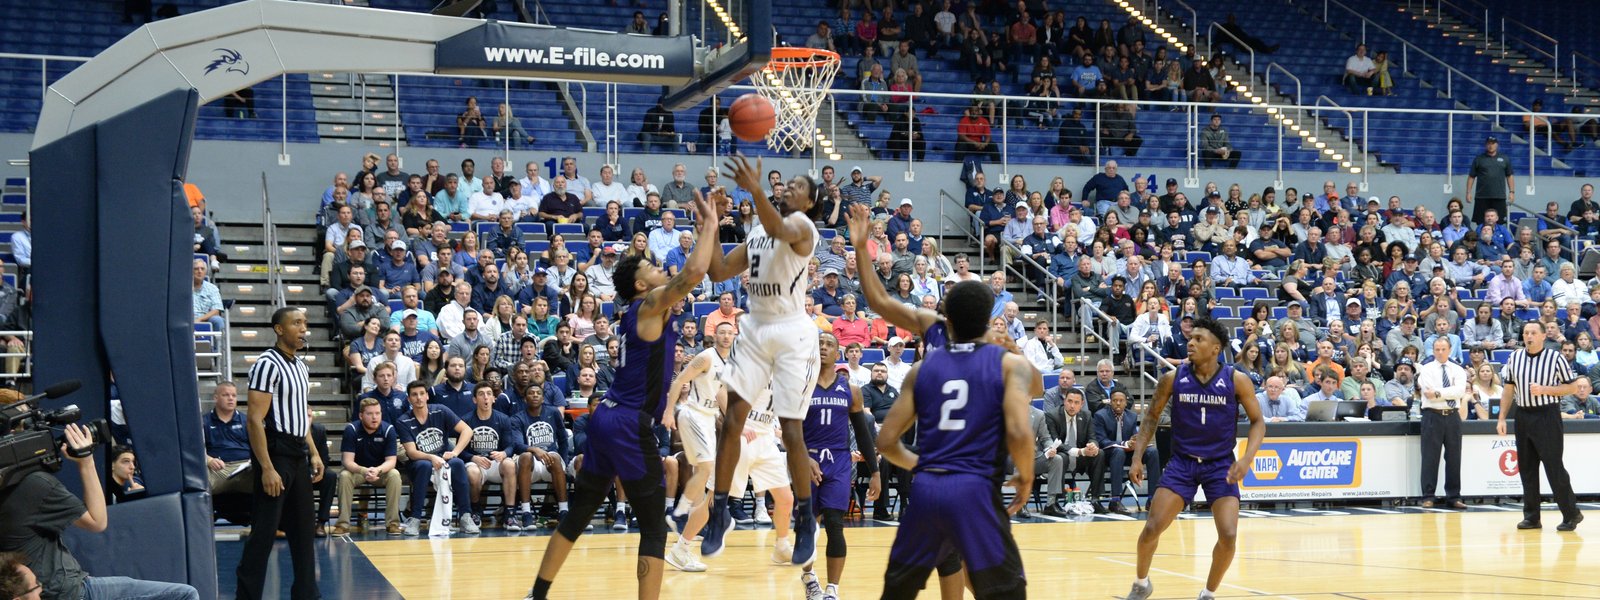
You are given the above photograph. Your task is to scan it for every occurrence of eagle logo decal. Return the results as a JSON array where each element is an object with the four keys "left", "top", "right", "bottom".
[{"left": 204, "top": 49, "right": 249, "bottom": 76}]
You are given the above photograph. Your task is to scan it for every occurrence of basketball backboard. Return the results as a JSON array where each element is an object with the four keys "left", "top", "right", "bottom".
[{"left": 658, "top": 0, "right": 771, "bottom": 110}]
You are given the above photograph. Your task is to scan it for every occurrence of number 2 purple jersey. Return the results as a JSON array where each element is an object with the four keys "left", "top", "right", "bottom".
[
  {"left": 1170, "top": 363, "right": 1238, "bottom": 460},
  {"left": 604, "top": 299, "right": 679, "bottom": 421},
  {"left": 911, "top": 343, "right": 1008, "bottom": 481}
]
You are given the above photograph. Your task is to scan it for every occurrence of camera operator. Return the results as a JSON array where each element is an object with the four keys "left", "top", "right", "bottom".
[{"left": 0, "top": 424, "right": 199, "bottom": 600}]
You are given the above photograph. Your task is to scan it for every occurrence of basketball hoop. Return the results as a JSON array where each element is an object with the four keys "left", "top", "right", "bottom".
[{"left": 750, "top": 47, "right": 840, "bottom": 152}]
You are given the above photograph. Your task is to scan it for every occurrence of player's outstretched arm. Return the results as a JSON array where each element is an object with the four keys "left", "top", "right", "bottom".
[
  {"left": 724, "top": 154, "right": 813, "bottom": 246},
  {"left": 845, "top": 204, "right": 942, "bottom": 336},
  {"left": 877, "top": 364, "right": 922, "bottom": 471},
  {"left": 1229, "top": 370, "right": 1267, "bottom": 484},
  {"left": 641, "top": 193, "right": 721, "bottom": 318},
  {"left": 849, "top": 382, "right": 883, "bottom": 501},
  {"left": 1128, "top": 371, "right": 1173, "bottom": 486},
  {"left": 1001, "top": 353, "right": 1036, "bottom": 515}
]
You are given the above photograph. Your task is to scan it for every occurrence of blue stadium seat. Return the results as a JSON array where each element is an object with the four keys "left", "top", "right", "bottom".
[
  {"left": 552, "top": 223, "right": 586, "bottom": 236},
  {"left": 1241, "top": 288, "right": 1270, "bottom": 301}
]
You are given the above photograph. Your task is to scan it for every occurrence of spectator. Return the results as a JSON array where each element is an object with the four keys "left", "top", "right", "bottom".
[
  {"left": 1340, "top": 43, "right": 1380, "bottom": 95},
  {"left": 1105, "top": 55, "right": 1136, "bottom": 100},
  {"left": 1057, "top": 106, "right": 1093, "bottom": 162},
  {"left": 624, "top": 10, "right": 649, "bottom": 34},
  {"left": 203, "top": 381, "right": 253, "bottom": 495},
  {"left": 376, "top": 240, "right": 421, "bottom": 299},
  {"left": 519, "top": 161, "right": 553, "bottom": 201},
  {"left": 332, "top": 399, "right": 403, "bottom": 535},
  {"left": 1081, "top": 161, "right": 1130, "bottom": 210},
  {"left": 446, "top": 307, "right": 492, "bottom": 362},
  {"left": 1200, "top": 114, "right": 1242, "bottom": 168},
  {"left": 888, "top": 113, "right": 927, "bottom": 161},
  {"left": 840, "top": 166, "right": 881, "bottom": 211},
  {"left": 1023, "top": 321, "right": 1065, "bottom": 372},
  {"left": 956, "top": 105, "right": 1000, "bottom": 162},
  {"left": 1218, "top": 13, "right": 1278, "bottom": 54},
  {"left": 1259, "top": 376, "right": 1306, "bottom": 422},
  {"left": 557, "top": 157, "right": 593, "bottom": 205},
  {"left": 363, "top": 332, "right": 418, "bottom": 393},
  {"left": 632, "top": 192, "right": 667, "bottom": 234},
  {"left": 434, "top": 174, "right": 470, "bottom": 222},
  {"left": 395, "top": 380, "right": 473, "bottom": 535},
  {"left": 590, "top": 166, "right": 627, "bottom": 209},
  {"left": 990, "top": 271, "right": 1017, "bottom": 319},
  {"left": 696, "top": 97, "right": 725, "bottom": 156},
  {"left": 536, "top": 175, "right": 584, "bottom": 227},
  {"left": 832, "top": 295, "right": 871, "bottom": 347},
  {"left": 191, "top": 258, "right": 225, "bottom": 331},
  {"left": 1182, "top": 58, "right": 1220, "bottom": 103},
  {"left": 471, "top": 262, "right": 511, "bottom": 314},
  {"left": 339, "top": 283, "right": 391, "bottom": 340},
  {"left": 807, "top": 21, "right": 836, "bottom": 52},
  {"left": 456, "top": 97, "right": 488, "bottom": 147},
  {"left": 1100, "top": 103, "right": 1143, "bottom": 157},
  {"left": 932, "top": 0, "right": 957, "bottom": 56},
  {"left": 639, "top": 100, "right": 679, "bottom": 153},
  {"left": 1093, "top": 390, "right": 1157, "bottom": 515},
  {"left": 876, "top": 7, "right": 902, "bottom": 56},
  {"left": 1008, "top": 10, "right": 1038, "bottom": 65},
  {"left": 660, "top": 163, "right": 695, "bottom": 209},
  {"left": 648, "top": 211, "right": 687, "bottom": 258}
]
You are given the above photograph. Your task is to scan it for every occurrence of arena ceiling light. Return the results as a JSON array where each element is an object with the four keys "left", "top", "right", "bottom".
[{"left": 1349, "top": 167, "right": 1362, "bottom": 173}]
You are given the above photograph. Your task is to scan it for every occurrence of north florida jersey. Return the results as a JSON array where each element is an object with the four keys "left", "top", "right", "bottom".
[
  {"left": 912, "top": 343, "right": 1008, "bottom": 481},
  {"left": 1170, "top": 363, "right": 1239, "bottom": 460},
  {"left": 461, "top": 409, "right": 523, "bottom": 460},
  {"left": 685, "top": 347, "right": 728, "bottom": 415},
  {"left": 510, "top": 405, "right": 569, "bottom": 455},
  {"left": 743, "top": 211, "right": 817, "bottom": 319},
  {"left": 804, "top": 374, "right": 854, "bottom": 451},
  {"left": 396, "top": 405, "right": 462, "bottom": 457},
  {"left": 604, "top": 299, "right": 679, "bottom": 421}
]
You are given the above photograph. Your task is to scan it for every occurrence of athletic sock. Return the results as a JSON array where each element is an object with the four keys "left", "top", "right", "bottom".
[
  {"left": 673, "top": 537, "right": 691, "bottom": 552},
  {"left": 665, "top": 497, "right": 677, "bottom": 511},
  {"left": 558, "top": 501, "right": 569, "bottom": 511},
  {"left": 521, "top": 502, "right": 532, "bottom": 513},
  {"left": 673, "top": 500, "right": 690, "bottom": 518},
  {"left": 794, "top": 498, "right": 814, "bottom": 522},
  {"left": 1135, "top": 577, "right": 1150, "bottom": 587},
  {"left": 776, "top": 535, "right": 791, "bottom": 550},
  {"left": 826, "top": 583, "right": 839, "bottom": 595},
  {"left": 616, "top": 501, "right": 629, "bottom": 514},
  {"left": 1197, "top": 590, "right": 1216, "bottom": 600},
  {"left": 531, "top": 577, "right": 553, "bottom": 600}
]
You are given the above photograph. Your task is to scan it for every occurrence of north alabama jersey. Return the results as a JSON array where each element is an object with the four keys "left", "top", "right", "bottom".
[
  {"left": 683, "top": 347, "right": 727, "bottom": 415},
  {"left": 743, "top": 212, "right": 817, "bottom": 319}
]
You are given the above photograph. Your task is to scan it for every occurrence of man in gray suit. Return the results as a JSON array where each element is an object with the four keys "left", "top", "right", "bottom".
[{"left": 1022, "top": 404, "right": 1069, "bottom": 519}]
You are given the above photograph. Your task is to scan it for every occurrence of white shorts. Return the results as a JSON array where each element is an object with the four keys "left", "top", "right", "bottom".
[
  {"left": 528, "top": 451, "right": 574, "bottom": 482},
  {"left": 474, "top": 455, "right": 517, "bottom": 484},
  {"left": 713, "top": 432, "right": 789, "bottom": 493},
  {"left": 720, "top": 313, "right": 821, "bottom": 420},
  {"left": 678, "top": 406, "right": 719, "bottom": 465}
]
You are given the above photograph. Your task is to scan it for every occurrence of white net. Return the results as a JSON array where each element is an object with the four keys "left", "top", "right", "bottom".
[{"left": 750, "top": 48, "right": 840, "bottom": 152}]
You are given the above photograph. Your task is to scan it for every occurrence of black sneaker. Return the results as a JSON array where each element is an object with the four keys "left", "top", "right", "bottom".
[
  {"left": 1517, "top": 519, "right": 1542, "bottom": 530},
  {"left": 1109, "top": 501, "right": 1132, "bottom": 516},
  {"left": 1557, "top": 514, "right": 1584, "bottom": 532}
]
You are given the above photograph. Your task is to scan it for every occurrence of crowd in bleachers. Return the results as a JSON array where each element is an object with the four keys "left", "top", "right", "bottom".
[{"left": 975, "top": 159, "right": 1600, "bottom": 423}]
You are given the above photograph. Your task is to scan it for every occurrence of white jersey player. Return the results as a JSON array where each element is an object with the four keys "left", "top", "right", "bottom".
[
  {"left": 701, "top": 155, "right": 825, "bottom": 566},
  {"left": 660, "top": 321, "right": 736, "bottom": 572}
]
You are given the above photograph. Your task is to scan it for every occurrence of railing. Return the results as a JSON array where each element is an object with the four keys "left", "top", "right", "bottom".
[
  {"left": 999, "top": 242, "right": 1060, "bottom": 331},
  {"left": 1311, "top": 96, "right": 1365, "bottom": 184},
  {"left": 1131, "top": 339, "right": 1178, "bottom": 405},
  {"left": 0, "top": 331, "right": 33, "bottom": 380},
  {"left": 940, "top": 188, "right": 986, "bottom": 275},
  {"left": 1322, "top": 0, "right": 1530, "bottom": 117},
  {"left": 1431, "top": 0, "right": 1600, "bottom": 92},
  {"left": 195, "top": 328, "right": 226, "bottom": 380},
  {"left": 262, "top": 173, "right": 284, "bottom": 311},
  {"left": 1078, "top": 299, "right": 1122, "bottom": 364},
  {"left": 0, "top": 52, "right": 89, "bottom": 102},
  {"left": 1206, "top": 22, "right": 1255, "bottom": 83}
]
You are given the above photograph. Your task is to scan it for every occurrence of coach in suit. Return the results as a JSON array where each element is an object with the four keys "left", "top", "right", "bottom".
[
  {"left": 1093, "top": 390, "right": 1159, "bottom": 516},
  {"left": 1022, "top": 405, "right": 1069, "bottom": 518},
  {"left": 1046, "top": 387, "right": 1104, "bottom": 511}
]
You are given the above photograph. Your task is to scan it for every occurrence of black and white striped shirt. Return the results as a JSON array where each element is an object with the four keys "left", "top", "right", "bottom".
[
  {"left": 248, "top": 348, "right": 311, "bottom": 436},
  {"left": 1499, "top": 347, "right": 1579, "bottom": 408}
]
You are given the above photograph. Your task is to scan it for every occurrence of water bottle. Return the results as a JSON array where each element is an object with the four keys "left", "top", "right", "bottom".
[{"left": 1409, "top": 401, "right": 1421, "bottom": 421}]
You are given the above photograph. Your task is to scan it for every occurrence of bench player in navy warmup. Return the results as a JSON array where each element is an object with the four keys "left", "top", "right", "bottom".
[
  {"left": 801, "top": 331, "right": 883, "bottom": 600},
  {"left": 524, "top": 190, "right": 721, "bottom": 600},
  {"left": 1125, "top": 316, "right": 1266, "bottom": 600},
  {"left": 875, "top": 280, "right": 1035, "bottom": 600}
]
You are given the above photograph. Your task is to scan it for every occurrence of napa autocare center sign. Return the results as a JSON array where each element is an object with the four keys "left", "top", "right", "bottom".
[
  {"left": 435, "top": 21, "right": 696, "bottom": 86},
  {"left": 1232, "top": 437, "right": 1414, "bottom": 501}
]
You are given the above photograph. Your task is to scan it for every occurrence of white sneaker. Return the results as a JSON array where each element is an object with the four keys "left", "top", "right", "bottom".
[
  {"left": 462, "top": 513, "right": 482, "bottom": 535},
  {"left": 801, "top": 571, "right": 823, "bottom": 600},
  {"left": 772, "top": 543, "right": 793, "bottom": 564},
  {"left": 666, "top": 545, "right": 708, "bottom": 572},
  {"left": 755, "top": 509, "right": 772, "bottom": 524},
  {"left": 403, "top": 517, "right": 421, "bottom": 536}
]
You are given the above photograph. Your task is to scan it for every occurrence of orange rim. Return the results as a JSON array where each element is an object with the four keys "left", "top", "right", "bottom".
[{"left": 763, "top": 47, "right": 841, "bottom": 71}]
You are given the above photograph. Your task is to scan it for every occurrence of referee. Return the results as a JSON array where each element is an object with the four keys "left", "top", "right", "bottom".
[
  {"left": 1465, "top": 135, "right": 1514, "bottom": 227},
  {"left": 236, "top": 307, "right": 325, "bottom": 600},
  {"left": 1497, "top": 321, "right": 1584, "bottom": 532}
]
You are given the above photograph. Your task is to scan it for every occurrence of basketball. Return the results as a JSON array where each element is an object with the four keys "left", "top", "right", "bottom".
[{"left": 728, "top": 93, "right": 776, "bottom": 142}]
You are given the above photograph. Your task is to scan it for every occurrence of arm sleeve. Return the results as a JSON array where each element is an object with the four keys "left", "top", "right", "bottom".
[{"left": 850, "top": 410, "right": 879, "bottom": 475}]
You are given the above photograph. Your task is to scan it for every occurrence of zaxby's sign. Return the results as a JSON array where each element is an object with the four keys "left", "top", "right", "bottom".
[{"left": 436, "top": 21, "right": 696, "bottom": 85}]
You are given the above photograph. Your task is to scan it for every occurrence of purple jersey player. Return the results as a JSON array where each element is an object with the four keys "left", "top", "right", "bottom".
[
  {"left": 875, "top": 281, "right": 1035, "bottom": 600},
  {"left": 524, "top": 191, "right": 721, "bottom": 600},
  {"left": 799, "top": 332, "right": 882, "bottom": 600},
  {"left": 1125, "top": 316, "right": 1266, "bottom": 600}
]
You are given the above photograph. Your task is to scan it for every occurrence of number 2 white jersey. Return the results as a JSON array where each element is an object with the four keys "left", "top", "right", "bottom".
[{"left": 742, "top": 211, "right": 818, "bottom": 319}]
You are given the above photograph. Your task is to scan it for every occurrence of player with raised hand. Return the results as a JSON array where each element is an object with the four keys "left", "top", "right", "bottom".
[
  {"left": 1124, "top": 316, "right": 1267, "bottom": 600},
  {"left": 875, "top": 280, "right": 1035, "bottom": 600},
  {"left": 523, "top": 190, "right": 721, "bottom": 600},
  {"left": 700, "top": 154, "right": 827, "bottom": 566},
  {"left": 800, "top": 331, "right": 882, "bottom": 600},
  {"left": 658, "top": 321, "right": 738, "bottom": 573}
]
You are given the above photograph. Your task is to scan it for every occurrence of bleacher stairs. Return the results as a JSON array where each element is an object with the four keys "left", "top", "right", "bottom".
[{"left": 311, "top": 73, "right": 406, "bottom": 146}]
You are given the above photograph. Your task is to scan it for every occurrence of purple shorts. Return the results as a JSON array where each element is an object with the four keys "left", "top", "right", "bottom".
[
  {"left": 888, "top": 472, "right": 1023, "bottom": 577},
  {"left": 809, "top": 448, "right": 853, "bottom": 514},
  {"left": 1159, "top": 454, "right": 1239, "bottom": 503},
  {"left": 580, "top": 405, "right": 654, "bottom": 481}
]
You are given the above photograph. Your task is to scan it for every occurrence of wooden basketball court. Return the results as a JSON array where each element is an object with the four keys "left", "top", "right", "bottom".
[{"left": 354, "top": 507, "right": 1597, "bottom": 599}]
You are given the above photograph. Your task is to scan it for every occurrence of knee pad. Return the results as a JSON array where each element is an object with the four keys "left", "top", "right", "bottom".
[
  {"left": 821, "top": 508, "right": 847, "bottom": 558},
  {"left": 882, "top": 561, "right": 934, "bottom": 600}
]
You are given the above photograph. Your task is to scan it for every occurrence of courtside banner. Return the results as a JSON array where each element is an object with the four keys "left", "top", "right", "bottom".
[
  {"left": 1458, "top": 431, "right": 1600, "bottom": 496},
  {"left": 1233, "top": 437, "right": 1414, "bottom": 500},
  {"left": 435, "top": 21, "right": 696, "bottom": 85}
]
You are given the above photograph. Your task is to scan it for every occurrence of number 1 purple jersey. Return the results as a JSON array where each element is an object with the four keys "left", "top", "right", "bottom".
[
  {"left": 911, "top": 342, "right": 1008, "bottom": 482},
  {"left": 803, "top": 373, "right": 853, "bottom": 451},
  {"left": 1170, "top": 363, "right": 1238, "bottom": 461}
]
